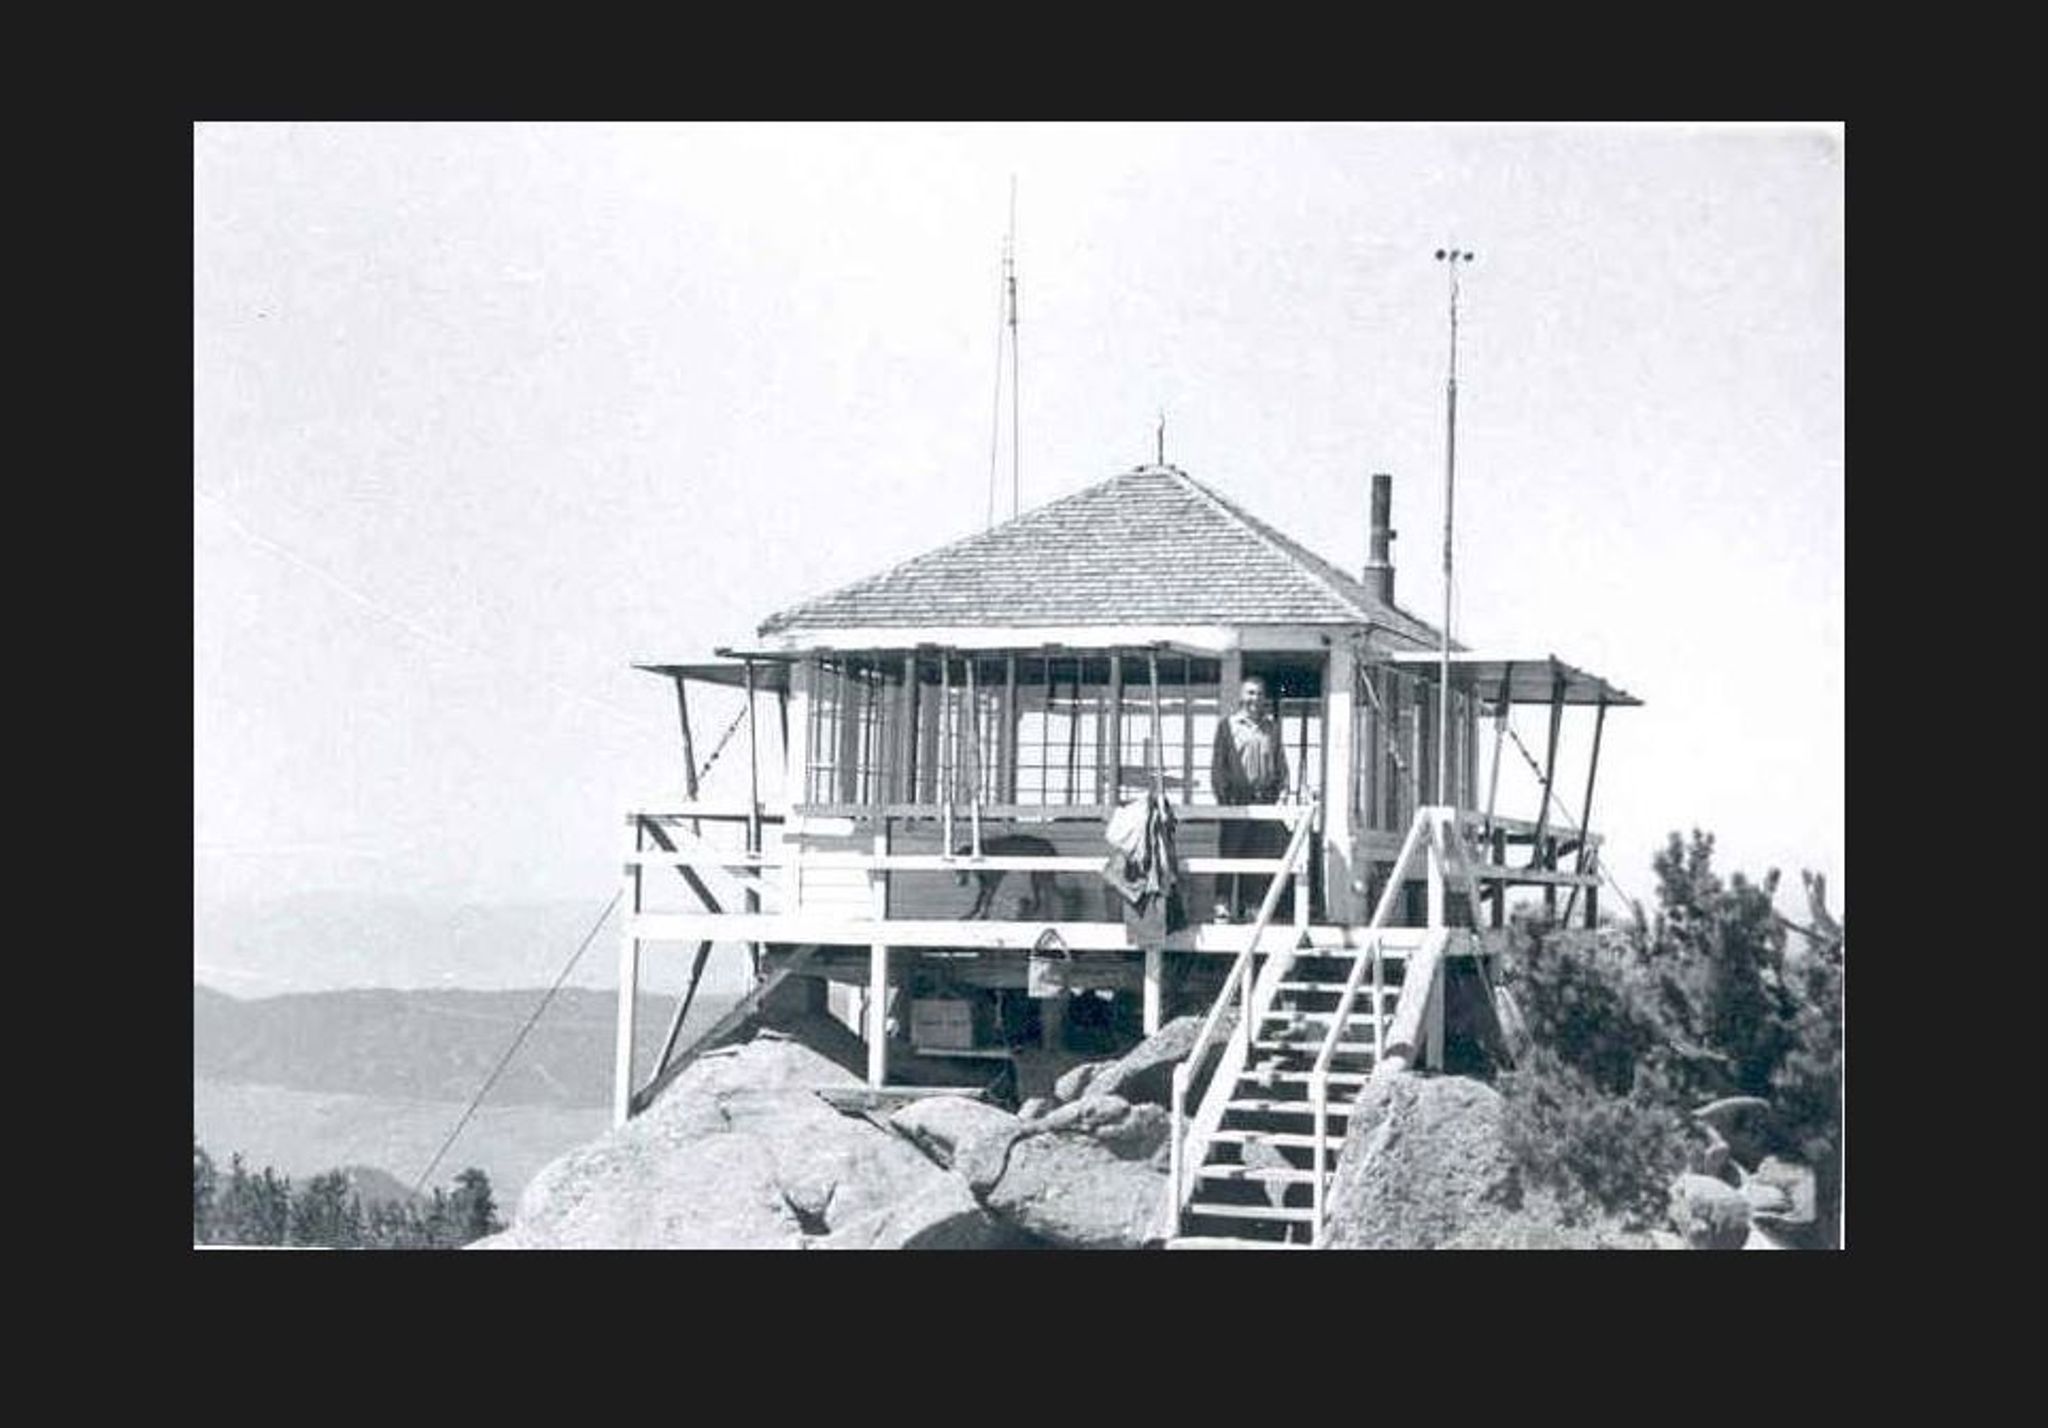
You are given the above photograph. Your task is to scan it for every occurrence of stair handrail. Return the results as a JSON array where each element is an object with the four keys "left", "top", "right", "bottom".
[
  {"left": 1168, "top": 798, "right": 1320, "bottom": 1233},
  {"left": 1307, "top": 806, "right": 1433, "bottom": 1243}
]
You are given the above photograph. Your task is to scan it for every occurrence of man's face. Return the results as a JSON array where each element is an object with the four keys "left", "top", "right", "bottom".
[{"left": 1239, "top": 680, "right": 1268, "bottom": 718}]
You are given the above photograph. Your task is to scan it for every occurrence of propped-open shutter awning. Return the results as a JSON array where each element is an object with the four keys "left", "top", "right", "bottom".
[
  {"left": 1382, "top": 652, "right": 1641, "bottom": 707},
  {"left": 634, "top": 660, "right": 794, "bottom": 694}
]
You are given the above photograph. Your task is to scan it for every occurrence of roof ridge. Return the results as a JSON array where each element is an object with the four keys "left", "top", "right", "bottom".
[
  {"left": 1165, "top": 467, "right": 1452, "bottom": 647},
  {"left": 759, "top": 467, "right": 1161, "bottom": 635},
  {"left": 1161, "top": 468, "right": 1376, "bottom": 623}
]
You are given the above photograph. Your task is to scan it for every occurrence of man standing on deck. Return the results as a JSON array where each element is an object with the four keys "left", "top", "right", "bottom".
[{"left": 1211, "top": 675, "right": 1290, "bottom": 921}]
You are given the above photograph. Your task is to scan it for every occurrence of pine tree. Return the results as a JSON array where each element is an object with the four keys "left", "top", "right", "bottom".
[
  {"left": 255, "top": 1167, "right": 292, "bottom": 1246},
  {"left": 193, "top": 1141, "right": 218, "bottom": 1245},
  {"left": 289, "top": 1170, "right": 352, "bottom": 1247},
  {"left": 449, "top": 1167, "right": 502, "bottom": 1244},
  {"left": 216, "top": 1153, "right": 257, "bottom": 1245},
  {"left": 424, "top": 1187, "right": 453, "bottom": 1248}
]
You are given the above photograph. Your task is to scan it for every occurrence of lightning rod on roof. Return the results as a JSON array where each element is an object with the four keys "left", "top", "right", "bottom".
[{"left": 1435, "top": 244, "right": 1474, "bottom": 805}]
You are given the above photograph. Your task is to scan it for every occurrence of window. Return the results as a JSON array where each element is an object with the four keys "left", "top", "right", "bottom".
[{"left": 802, "top": 650, "right": 1223, "bottom": 807}]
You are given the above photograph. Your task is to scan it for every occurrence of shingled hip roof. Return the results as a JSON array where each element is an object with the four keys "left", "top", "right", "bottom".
[{"left": 758, "top": 465, "right": 1444, "bottom": 645}]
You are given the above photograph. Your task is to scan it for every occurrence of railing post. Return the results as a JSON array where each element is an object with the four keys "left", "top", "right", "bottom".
[
  {"left": 1144, "top": 945, "right": 1162, "bottom": 1036},
  {"left": 1292, "top": 805, "right": 1310, "bottom": 942},
  {"left": 1169, "top": 1072, "right": 1186, "bottom": 1235},
  {"left": 1239, "top": 952, "right": 1252, "bottom": 1059},
  {"left": 613, "top": 817, "right": 644, "bottom": 1128},
  {"left": 1426, "top": 809, "right": 1447, "bottom": 929},
  {"left": 1312, "top": 1081, "right": 1328, "bottom": 1245},
  {"left": 868, "top": 819, "right": 891, "bottom": 1089}
]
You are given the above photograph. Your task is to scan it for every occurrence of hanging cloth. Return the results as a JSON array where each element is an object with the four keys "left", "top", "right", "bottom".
[{"left": 1099, "top": 788, "right": 1188, "bottom": 938}]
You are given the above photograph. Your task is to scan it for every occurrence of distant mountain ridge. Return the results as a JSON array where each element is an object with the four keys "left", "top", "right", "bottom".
[
  {"left": 194, "top": 891, "right": 754, "bottom": 998},
  {"left": 195, "top": 983, "right": 739, "bottom": 1109}
]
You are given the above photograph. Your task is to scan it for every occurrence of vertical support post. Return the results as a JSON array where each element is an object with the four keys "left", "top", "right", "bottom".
[
  {"left": 1064, "top": 660, "right": 1082, "bottom": 806},
  {"left": 832, "top": 660, "right": 855, "bottom": 803},
  {"left": 1324, "top": 641, "right": 1357, "bottom": 920},
  {"left": 867, "top": 942, "right": 890, "bottom": 1088},
  {"left": 1106, "top": 653, "right": 1123, "bottom": 802},
  {"left": 1562, "top": 697, "right": 1609, "bottom": 927},
  {"left": 1001, "top": 652, "right": 1018, "bottom": 802},
  {"left": 1408, "top": 680, "right": 1426, "bottom": 815},
  {"left": 1533, "top": 665, "right": 1565, "bottom": 864},
  {"left": 1491, "top": 826, "right": 1507, "bottom": 929},
  {"left": 1143, "top": 946, "right": 1162, "bottom": 1035},
  {"left": 1536, "top": 665, "right": 1565, "bottom": 920},
  {"left": 1292, "top": 804, "right": 1310, "bottom": 940},
  {"left": 940, "top": 651, "right": 955, "bottom": 855},
  {"left": 777, "top": 684, "right": 790, "bottom": 786},
  {"left": 613, "top": 818, "right": 645, "bottom": 1127},
  {"left": 898, "top": 653, "right": 917, "bottom": 802},
  {"left": 1482, "top": 663, "right": 1512, "bottom": 841},
  {"left": 919, "top": 654, "right": 941, "bottom": 804},
  {"left": 671, "top": 675, "right": 700, "bottom": 803},
  {"left": 1181, "top": 654, "right": 1195, "bottom": 799},
  {"left": 1147, "top": 650, "right": 1164, "bottom": 792},
  {"left": 1426, "top": 811, "right": 1447, "bottom": 929},
  {"left": 966, "top": 655, "right": 983, "bottom": 855},
  {"left": 1425, "top": 949, "right": 1446, "bottom": 1071},
  {"left": 744, "top": 658, "right": 762, "bottom": 978}
]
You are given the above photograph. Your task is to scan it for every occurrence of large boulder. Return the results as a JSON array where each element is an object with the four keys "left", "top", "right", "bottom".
[
  {"left": 814, "top": 1169, "right": 1034, "bottom": 1250},
  {"left": 888, "top": 1096, "right": 1021, "bottom": 1171},
  {"left": 1080, "top": 1015, "right": 1204, "bottom": 1109},
  {"left": 1746, "top": 1154, "right": 1821, "bottom": 1246},
  {"left": 1053, "top": 1061, "right": 1101, "bottom": 1104},
  {"left": 478, "top": 1035, "right": 956, "bottom": 1249},
  {"left": 1320, "top": 1074, "right": 1523, "bottom": 1250},
  {"left": 955, "top": 1093, "right": 1172, "bottom": 1248},
  {"left": 1669, "top": 1172, "right": 1752, "bottom": 1250}
]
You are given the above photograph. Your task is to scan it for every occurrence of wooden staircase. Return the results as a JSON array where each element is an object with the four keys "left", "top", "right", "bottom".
[
  {"left": 1166, "top": 942, "right": 1403, "bottom": 1246},
  {"left": 1162, "top": 805, "right": 1477, "bottom": 1249}
]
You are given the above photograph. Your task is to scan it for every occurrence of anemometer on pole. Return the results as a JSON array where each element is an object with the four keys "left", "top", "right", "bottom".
[{"left": 1434, "top": 245, "right": 1474, "bottom": 805}]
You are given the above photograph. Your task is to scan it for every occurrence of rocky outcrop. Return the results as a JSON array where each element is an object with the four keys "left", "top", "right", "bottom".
[
  {"left": 473, "top": 1036, "right": 1017, "bottom": 1249},
  {"left": 1316, "top": 1072, "right": 1666, "bottom": 1249},
  {"left": 817, "top": 1169, "right": 1037, "bottom": 1250},
  {"left": 955, "top": 1093, "right": 1171, "bottom": 1249},
  {"left": 1075, "top": 1015, "right": 1203, "bottom": 1109},
  {"left": 1671, "top": 1098, "right": 1830, "bottom": 1250},
  {"left": 1669, "top": 1172, "right": 1752, "bottom": 1250},
  {"left": 888, "top": 1095, "right": 1019, "bottom": 1172},
  {"left": 1320, "top": 1073, "right": 1524, "bottom": 1249}
]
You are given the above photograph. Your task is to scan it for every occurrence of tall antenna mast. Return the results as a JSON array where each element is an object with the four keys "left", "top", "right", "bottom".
[
  {"left": 983, "top": 178, "right": 1023, "bottom": 530},
  {"left": 1434, "top": 244, "right": 1474, "bottom": 806},
  {"left": 1007, "top": 176, "right": 1020, "bottom": 519}
]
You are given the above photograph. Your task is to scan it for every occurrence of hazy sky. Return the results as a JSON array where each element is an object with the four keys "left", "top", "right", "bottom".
[{"left": 195, "top": 122, "right": 1843, "bottom": 955}]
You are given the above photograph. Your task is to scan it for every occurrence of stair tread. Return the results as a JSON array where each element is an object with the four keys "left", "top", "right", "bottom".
[
  {"left": 1208, "top": 1130, "right": 1336, "bottom": 1148},
  {"left": 1195, "top": 1164, "right": 1321, "bottom": 1184},
  {"left": 1165, "top": 1236, "right": 1312, "bottom": 1250},
  {"left": 1269, "top": 995, "right": 1400, "bottom": 1008},
  {"left": 1251, "top": 1038, "right": 1377, "bottom": 1054},
  {"left": 1186, "top": 1201, "right": 1319, "bottom": 1223},
  {"left": 1240, "top": 1070, "right": 1370, "bottom": 1085},
  {"left": 1224, "top": 1098, "right": 1354, "bottom": 1115}
]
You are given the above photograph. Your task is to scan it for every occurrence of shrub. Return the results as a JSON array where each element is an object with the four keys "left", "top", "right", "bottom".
[{"left": 1494, "top": 831, "right": 1843, "bottom": 1240}]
